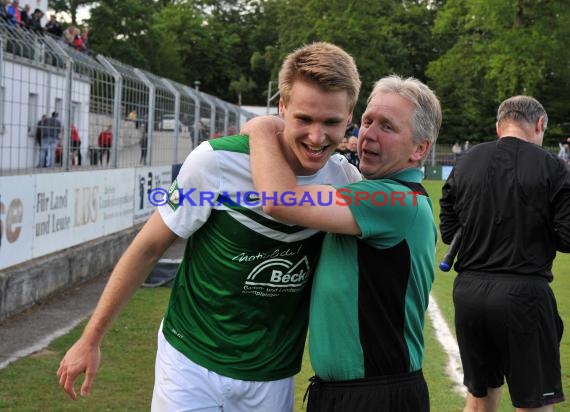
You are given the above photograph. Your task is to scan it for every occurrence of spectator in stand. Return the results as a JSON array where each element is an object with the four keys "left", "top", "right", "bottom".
[
  {"left": 80, "top": 26, "right": 89, "bottom": 50},
  {"left": 98, "top": 125, "right": 112, "bottom": 165},
  {"left": 334, "top": 136, "right": 349, "bottom": 156},
  {"left": 0, "top": 0, "right": 8, "bottom": 22},
  {"left": 6, "top": 0, "right": 21, "bottom": 27},
  {"left": 20, "top": 3, "right": 30, "bottom": 28},
  {"left": 70, "top": 125, "right": 81, "bottom": 166},
  {"left": 128, "top": 109, "right": 138, "bottom": 129},
  {"left": 41, "top": 112, "right": 61, "bottom": 167},
  {"left": 557, "top": 138, "right": 567, "bottom": 163},
  {"left": 45, "top": 14, "right": 63, "bottom": 37},
  {"left": 140, "top": 124, "right": 148, "bottom": 165},
  {"left": 73, "top": 34, "right": 86, "bottom": 51},
  {"left": 451, "top": 141, "right": 462, "bottom": 162},
  {"left": 36, "top": 114, "right": 47, "bottom": 167},
  {"left": 29, "top": 8, "right": 43, "bottom": 33},
  {"left": 559, "top": 137, "right": 570, "bottom": 165},
  {"left": 63, "top": 26, "right": 85, "bottom": 51},
  {"left": 344, "top": 135, "right": 360, "bottom": 170},
  {"left": 198, "top": 120, "right": 209, "bottom": 143},
  {"left": 346, "top": 122, "right": 359, "bottom": 137}
]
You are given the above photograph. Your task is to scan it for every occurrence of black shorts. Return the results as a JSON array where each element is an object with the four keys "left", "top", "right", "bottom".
[
  {"left": 454, "top": 272, "right": 565, "bottom": 408},
  {"left": 306, "top": 370, "right": 429, "bottom": 412}
]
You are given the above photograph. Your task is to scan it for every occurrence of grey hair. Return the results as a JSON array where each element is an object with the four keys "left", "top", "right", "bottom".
[
  {"left": 497, "top": 95, "right": 548, "bottom": 132},
  {"left": 367, "top": 74, "right": 442, "bottom": 146}
]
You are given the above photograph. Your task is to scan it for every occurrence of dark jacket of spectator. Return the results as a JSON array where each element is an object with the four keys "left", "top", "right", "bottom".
[
  {"left": 0, "top": 0, "right": 8, "bottom": 22},
  {"left": 45, "top": 15, "right": 63, "bottom": 37},
  {"left": 29, "top": 8, "right": 43, "bottom": 33},
  {"left": 44, "top": 112, "right": 62, "bottom": 140},
  {"left": 20, "top": 4, "right": 30, "bottom": 28}
]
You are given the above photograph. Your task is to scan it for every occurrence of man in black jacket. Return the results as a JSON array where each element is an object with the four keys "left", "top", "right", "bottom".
[
  {"left": 440, "top": 95, "right": 570, "bottom": 411},
  {"left": 29, "top": 8, "right": 44, "bottom": 33},
  {"left": 45, "top": 14, "right": 63, "bottom": 37}
]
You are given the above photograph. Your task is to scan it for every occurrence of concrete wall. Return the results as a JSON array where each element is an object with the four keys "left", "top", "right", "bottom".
[{"left": 0, "top": 226, "right": 140, "bottom": 321}]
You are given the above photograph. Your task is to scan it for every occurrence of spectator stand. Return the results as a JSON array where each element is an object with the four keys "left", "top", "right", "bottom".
[
  {"left": 0, "top": 18, "right": 68, "bottom": 172},
  {"left": 168, "top": 80, "right": 199, "bottom": 148},
  {"left": 182, "top": 85, "right": 213, "bottom": 146},
  {"left": 45, "top": 35, "right": 114, "bottom": 170},
  {"left": 196, "top": 90, "right": 216, "bottom": 143},
  {"left": 97, "top": 56, "right": 151, "bottom": 168},
  {"left": 133, "top": 67, "right": 180, "bottom": 165},
  {"left": 0, "top": 17, "right": 257, "bottom": 176}
]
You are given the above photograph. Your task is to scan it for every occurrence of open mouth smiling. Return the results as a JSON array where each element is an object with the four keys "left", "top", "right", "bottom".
[
  {"left": 302, "top": 143, "right": 329, "bottom": 154},
  {"left": 362, "top": 148, "right": 379, "bottom": 156}
]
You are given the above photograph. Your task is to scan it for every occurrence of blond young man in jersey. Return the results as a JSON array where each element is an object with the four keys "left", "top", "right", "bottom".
[{"left": 57, "top": 42, "right": 361, "bottom": 411}]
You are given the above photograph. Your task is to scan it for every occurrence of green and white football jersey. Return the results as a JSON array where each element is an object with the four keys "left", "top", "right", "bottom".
[{"left": 158, "top": 135, "right": 361, "bottom": 381}]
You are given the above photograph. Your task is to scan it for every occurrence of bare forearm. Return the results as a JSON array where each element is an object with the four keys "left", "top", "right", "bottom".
[
  {"left": 81, "top": 212, "right": 176, "bottom": 344},
  {"left": 81, "top": 248, "right": 156, "bottom": 342},
  {"left": 58, "top": 211, "right": 177, "bottom": 399}
]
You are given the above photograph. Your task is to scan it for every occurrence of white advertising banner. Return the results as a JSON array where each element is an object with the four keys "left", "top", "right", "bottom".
[
  {"left": 0, "top": 169, "right": 145, "bottom": 270},
  {"left": 32, "top": 170, "right": 136, "bottom": 257},
  {"left": 133, "top": 166, "right": 173, "bottom": 224},
  {"left": 0, "top": 175, "right": 35, "bottom": 268},
  {"left": 99, "top": 169, "right": 136, "bottom": 236}
]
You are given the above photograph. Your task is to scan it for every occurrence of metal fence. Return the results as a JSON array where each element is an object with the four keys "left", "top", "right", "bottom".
[
  {"left": 0, "top": 19, "right": 255, "bottom": 175},
  {"left": 428, "top": 143, "right": 559, "bottom": 167},
  {"left": 2, "top": 21, "right": 561, "bottom": 175}
]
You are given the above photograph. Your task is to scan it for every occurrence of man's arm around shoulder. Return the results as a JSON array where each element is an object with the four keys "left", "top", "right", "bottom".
[{"left": 243, "top": 116, "right": 361, "bottom": 235}]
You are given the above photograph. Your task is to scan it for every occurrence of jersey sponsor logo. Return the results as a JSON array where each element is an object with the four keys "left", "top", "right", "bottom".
[
  {"left": 242, "top": 256, "right": 310, "bottom": 297},
  {"left": 232, "top": 245, "right": 302, "bottom": 263},
  {"left": 167, "top": 180, "right": 180, "bottom": 211}
]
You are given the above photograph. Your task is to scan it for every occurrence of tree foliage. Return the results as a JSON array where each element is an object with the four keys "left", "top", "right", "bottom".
[
  {"left": 427, "top": 0, "right": 570, "bottom": 143},
  {"left": 260, "top": 0, "right": 440, "bottom": 117},
  {"left": 83, "top": 0, "right": 570, "bottom": 144},
  {"left": 49, "top": 0, "right": 97, "bottom": 25}
]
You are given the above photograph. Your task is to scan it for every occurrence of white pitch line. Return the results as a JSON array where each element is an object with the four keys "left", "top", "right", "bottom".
[{"left": 427, "top": 294, "right": 466, "bottom": 396}]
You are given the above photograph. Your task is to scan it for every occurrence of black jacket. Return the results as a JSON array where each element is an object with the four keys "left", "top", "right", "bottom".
[{"left": 440, "top": 137, "right": 570, "bottom": 280}]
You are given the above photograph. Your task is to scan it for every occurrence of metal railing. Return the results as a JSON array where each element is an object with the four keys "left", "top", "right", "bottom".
[
  {"left": 0, "top": 19, "right": 256, "bottom": 175},
  {"left": 428, "top": 143, "right": 559, "bottom": 167}
]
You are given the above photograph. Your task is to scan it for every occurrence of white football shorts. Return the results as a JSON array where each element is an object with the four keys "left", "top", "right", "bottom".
[{"left": 151, "top": 324, "right": 294, "bottom": 412}]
